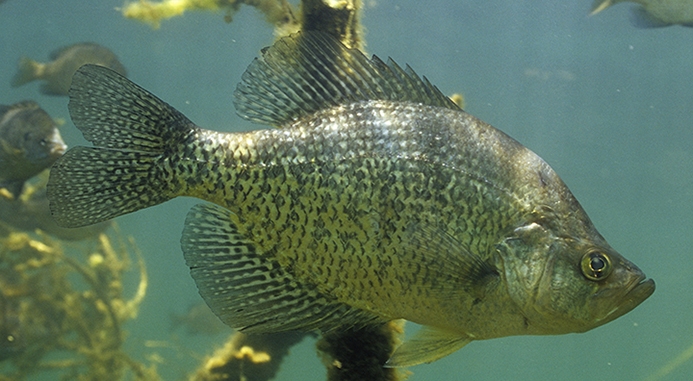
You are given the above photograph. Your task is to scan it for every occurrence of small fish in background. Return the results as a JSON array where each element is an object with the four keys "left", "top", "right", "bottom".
[
  {"left": 591, "top": 0, "right": 693, "bottom": 28},
  {"left": 0, "top": 101, "right": 66, "bottom": 198},
  {"left": 170, "top": 302, "right": 229, "bottom": 336},
  {"left": 11, "top": 43, "right": 127, "bottom": 96},
  {"left": 0, "top": 177, "right": 111, "bottom": 241}
]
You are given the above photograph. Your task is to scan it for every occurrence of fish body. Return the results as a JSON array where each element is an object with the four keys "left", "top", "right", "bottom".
[
  {"left": 591, "top": 0, "right": 693, "bottom": 27},
  {"left": 0, "top": 101, "right": 66, "bottom": 198},
  {"left": 47, "top": 33, "right": 654, "bottom": 366},
  {"left": 12, "top": 42, "right": 127, "bottom": 96}
]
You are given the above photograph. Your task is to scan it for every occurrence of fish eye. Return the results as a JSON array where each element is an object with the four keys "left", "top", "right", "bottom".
[{"left": 580, "top": 251, "right": 612, "bottom": 281}]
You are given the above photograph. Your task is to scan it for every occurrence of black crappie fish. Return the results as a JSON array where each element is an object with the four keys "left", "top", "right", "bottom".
[
  {"left": 12, "top": 42, "right": 127, "bottom": 96},
  {"left": 47, "top": 33, "right": 654, "bottom": 366},
  {"left": 0, "top": 101, "right": 66, "bottom": 198}
]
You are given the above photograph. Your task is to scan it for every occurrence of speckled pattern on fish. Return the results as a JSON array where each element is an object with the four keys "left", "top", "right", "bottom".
[{"left": 47, "top": 32, "right": 654, "bottom": 367}]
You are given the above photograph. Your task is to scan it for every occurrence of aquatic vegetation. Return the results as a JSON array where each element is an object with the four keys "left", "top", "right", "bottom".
[
  {"left": 121, "top": 0, "right": 299, "bottom": 31},
  {"left": 0, "top": 223, "right": 156, "bottom": 380},
  {"left": 189, "top": 331, "right": 306, "bottom": 381},
  {"left": 0, "top": 174, "right": 111, "bottom": 241},
  {"left": 317, "top": 321, "right": 406, "bottom": 381},
  {"left": 121, "top": 0, "right": 366, "bottom": 50}
]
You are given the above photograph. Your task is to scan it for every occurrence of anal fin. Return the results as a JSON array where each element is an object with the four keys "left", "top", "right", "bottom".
[
  {"left": 385, "top": 325, "right": 472, "bottom": 368},
  {"left": 181, "top": 203, "right": 380, "bottom": 334}
]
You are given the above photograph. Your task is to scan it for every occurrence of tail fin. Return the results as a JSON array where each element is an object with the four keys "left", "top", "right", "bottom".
[
  {"left": 11, "top": 57, "right": 41, "bottom": 87},
  {"left": 47, "top": 64, "right": 196, "bottom": 228}
]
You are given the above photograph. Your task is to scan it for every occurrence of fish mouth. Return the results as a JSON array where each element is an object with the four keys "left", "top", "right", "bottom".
[
  {"left": 49, "top": 140, "right": 67, "bottom": 158},
  {"left": 52, "top": 143, "right": 67, "bottom": 156},
  {"left": 623, "top": 274, "right": 655, "bottom": 307},
  {"left": 601, "top": 274, "right": 655, "bottom": 324}
]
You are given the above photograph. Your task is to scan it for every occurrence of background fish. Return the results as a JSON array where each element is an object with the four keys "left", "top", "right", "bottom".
[
  {"left": 0, "top": 178, "right": 111, "bottom": 240},
  {"left": 47, "top": 33, "right": 654, "bottom": 367},
  {"left": 169, "top": 302, "right": 228, "bottom": 336},
  {"left": 591, "top": 0, "right": 693, "bottom": 28},
  {"left": 0, "top": 100, "right": 66, "bottom": 198},
  {"left": 11, "top": 42, "right": 127, "bottom": 96}
]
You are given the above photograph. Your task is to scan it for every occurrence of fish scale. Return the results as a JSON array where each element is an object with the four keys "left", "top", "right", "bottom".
[
  {"left": 164, "top": 101, "right": 545, "bottom": 331},
  {"left": 47, "top": 32, "right": 653, "bottom": 367}
]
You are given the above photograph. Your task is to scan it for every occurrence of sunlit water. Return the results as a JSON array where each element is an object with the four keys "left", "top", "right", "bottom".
[{"left": 1, "top": 1, "right": 691, "bottom": 380}]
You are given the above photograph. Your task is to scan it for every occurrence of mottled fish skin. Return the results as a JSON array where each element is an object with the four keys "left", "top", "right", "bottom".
[
  {"left": 47, "top": 33, "right": 654, "bottom": 367},
  {"left": 12, "top": 42, "right": 127, "bottom": 96},
  {"left": 0, "top": 100, "right": 66, "bottom": 197}
]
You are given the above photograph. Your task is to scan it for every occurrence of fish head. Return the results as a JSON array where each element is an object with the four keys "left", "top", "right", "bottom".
[
  {"left": 18, "top": 111, "right": 67, "bottom": 164},
  {"left": 1, "top": 105, "right": 66, "bottom": 170},
  {"left": 498, "top": 222, "right": 654, "bottom": 335}
]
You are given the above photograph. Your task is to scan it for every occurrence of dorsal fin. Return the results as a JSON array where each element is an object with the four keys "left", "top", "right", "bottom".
[{"left": 233, "top": 31, "right": 459, "bottom": 127}]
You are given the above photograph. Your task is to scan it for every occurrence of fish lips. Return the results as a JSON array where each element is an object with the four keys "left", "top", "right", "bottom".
[
  {"left": 50, "top": 140, "right": 67, "bottom": 158},
  {"left": 597, "top": 273, "right": 655, "bottom": 326},
  {"left": 48, "top": 130, "right": 67, "bottom": 158}
]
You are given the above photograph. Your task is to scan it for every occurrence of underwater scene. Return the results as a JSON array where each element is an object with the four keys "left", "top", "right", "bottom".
[{"left": 0, "top": 0, "right": 691, "bottom": 380}]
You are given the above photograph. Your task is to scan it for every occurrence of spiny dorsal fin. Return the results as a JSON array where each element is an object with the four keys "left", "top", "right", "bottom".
[
  {"left": 233, "top": 32, "right": 459, "bottom": 127},
  {"left": 181, "top": 203, "right": 381, "bottom": 333}
]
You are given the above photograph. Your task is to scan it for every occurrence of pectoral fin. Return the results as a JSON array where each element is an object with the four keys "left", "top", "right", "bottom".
[
  {"left": 385, "top": 325, "right": 472, "bottom": 368},
  {"left": 403, "top": 223, "right": 498, "bottom": 290}
]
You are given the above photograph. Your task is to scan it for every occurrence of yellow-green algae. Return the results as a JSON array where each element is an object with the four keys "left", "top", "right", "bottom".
[
  {"left": 189, "top": 331, "right": 307, "bottom": 381},
  {"left": 0, "top": 214, "right": 155, "bottom": 380},
  {"left": 121, "top": 0, "right": 300, "bottom": 33}
]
